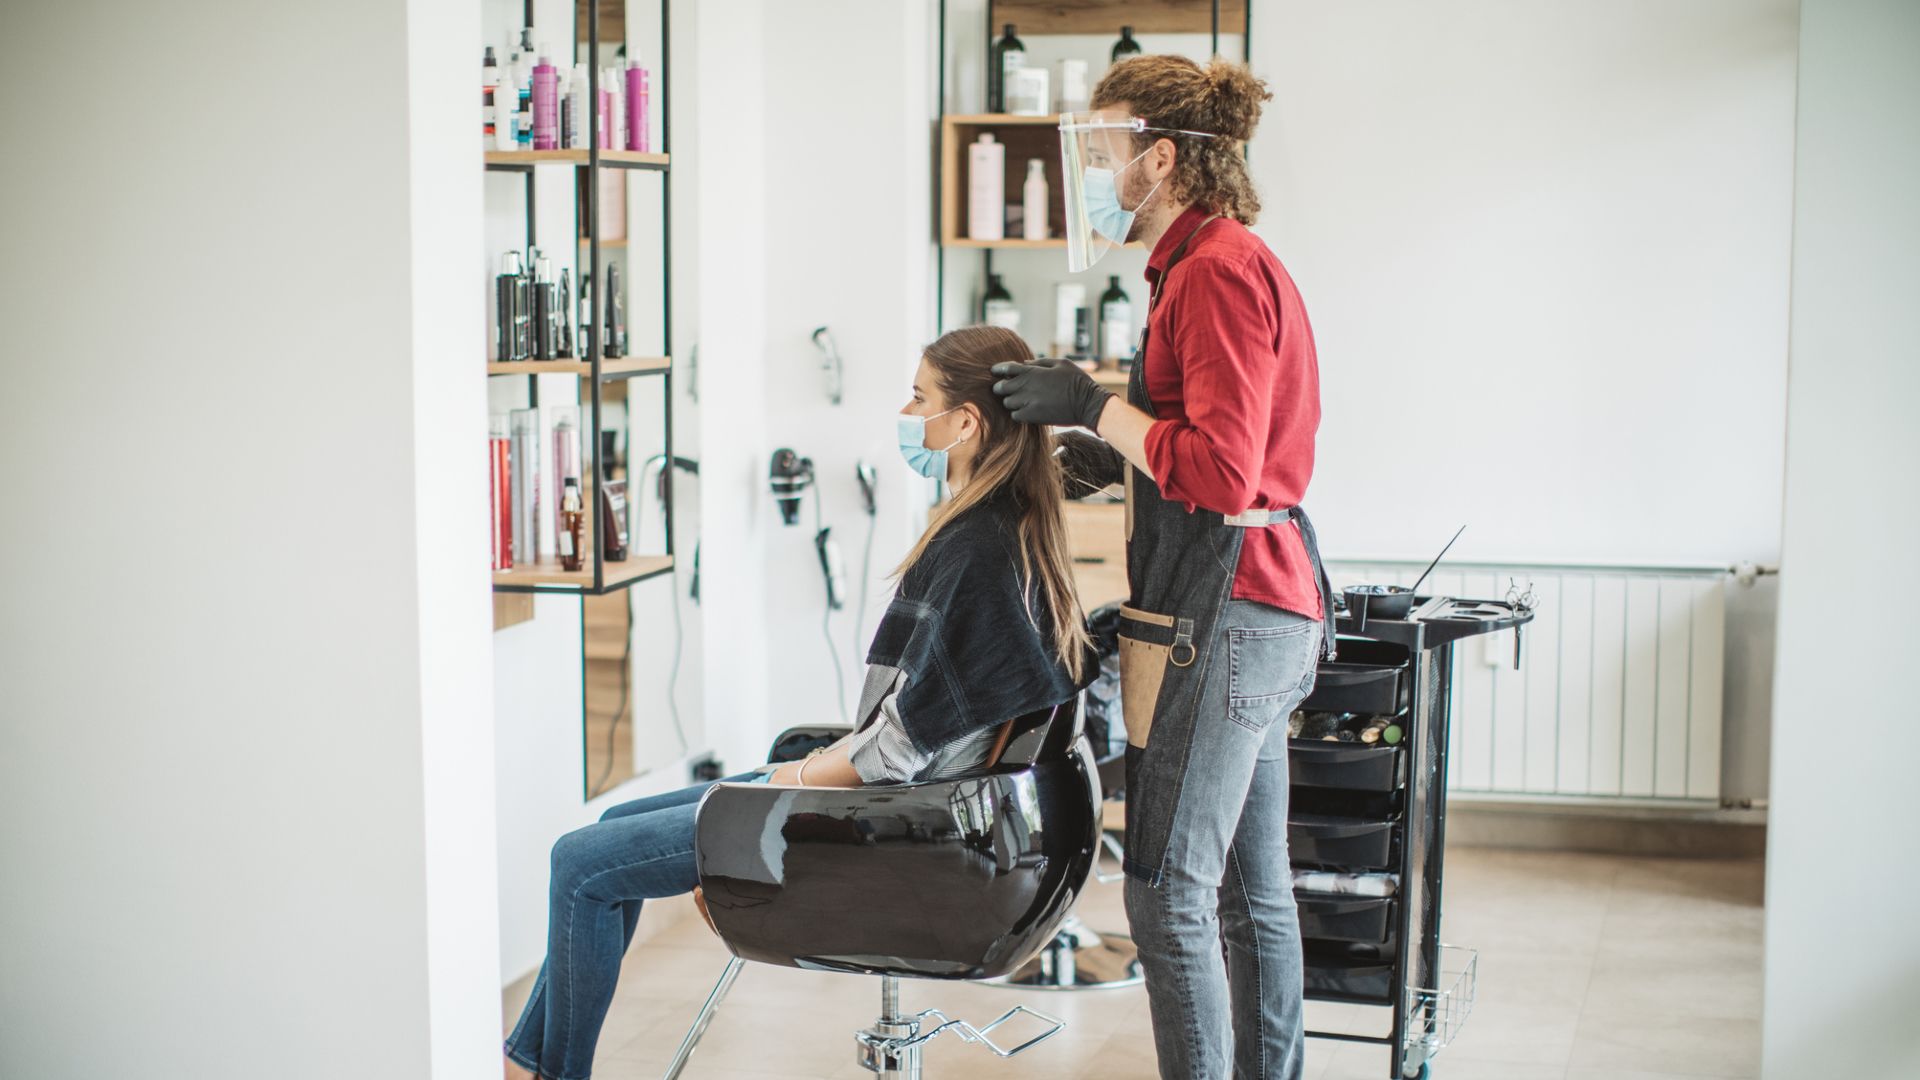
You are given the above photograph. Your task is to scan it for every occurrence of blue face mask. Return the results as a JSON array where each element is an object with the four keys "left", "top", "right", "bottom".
[
  {"left": 897, "top": 407, "right": 968, "bottom": 480},
  {"left": 1083, "top": 148, "right": 1161, "bottom": 244}
]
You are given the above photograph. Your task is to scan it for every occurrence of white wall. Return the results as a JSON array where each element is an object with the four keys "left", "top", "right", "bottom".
[
  {"left": 1249, "top": 0, "right": 1799, "bottom": 803},
  {"left": 1763, "top": 2, "right": 1920, "bottom": 1076},
  {"left": 0, "top": 1, "right": 499, "bottom": 1076},
  {"left": 752, "top": 0, "right": 937, "bottom": 739}
]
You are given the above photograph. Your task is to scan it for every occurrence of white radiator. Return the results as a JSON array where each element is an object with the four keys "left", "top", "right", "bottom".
[{"left": 1325, "top": 560, "right": 1727, "bottom": 803}]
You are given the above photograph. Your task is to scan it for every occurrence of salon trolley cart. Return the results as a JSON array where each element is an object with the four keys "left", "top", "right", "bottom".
[{"left": 1293, "top": 596, "right": 1531, "bottom": 1079}]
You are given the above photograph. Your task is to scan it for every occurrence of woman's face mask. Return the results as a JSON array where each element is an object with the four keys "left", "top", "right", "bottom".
[
  {"left": 1083, "top": 147, "right": 1161, "bottom": 244},
  {"left": 897, "top": 406, "right": 969, "bottom": 480}
]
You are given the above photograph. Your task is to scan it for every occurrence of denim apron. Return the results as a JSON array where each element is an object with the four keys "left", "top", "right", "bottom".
[{"left": 1117, "top": 214, "right": 1338, "bottom": 887}]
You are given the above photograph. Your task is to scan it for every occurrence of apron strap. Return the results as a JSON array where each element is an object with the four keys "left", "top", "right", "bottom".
[
  {"left": 1286, "top": 507, "right": 1340, "bottom": 661},
  {"left": 1219, "top": 506, "right": 1339, "bottom": 661}
]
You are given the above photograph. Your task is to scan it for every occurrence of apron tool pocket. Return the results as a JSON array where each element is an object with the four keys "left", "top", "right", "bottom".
[
  {"left": 1116, "top": 604, "right": 1195, "bottom": 749},
  {"left": 1228, "top": 620, "right": 1318, "bottom": 733}
]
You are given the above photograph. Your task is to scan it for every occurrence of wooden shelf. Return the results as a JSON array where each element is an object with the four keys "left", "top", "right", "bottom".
[
  {"left": 1090, "top": 366, "right": 1131, "bottom": 388},
  {"left": 992, "top": 0, "right": 1246, "bottom": 36},
  {"left": 484, "top": 149, "right": 669, "bottom": 171},
  {"left": 487, "top": 356, "right": 671, "bottom": 379},
  {"left": 493, "top": 554, "right": 673, "bottom": 593}
]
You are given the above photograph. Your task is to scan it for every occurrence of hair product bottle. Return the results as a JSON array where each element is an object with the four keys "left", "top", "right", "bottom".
[
  {"left": 482, "top": 47, "right": 499, "bottom": 145},
  {"left": 551, "top": 408, "right": 581, "bottom": 544},
  {"left": 577, "top": 270, "right": 593, "bottom": 358},
  {"left": 531, "top": 51, "right": 558, "bottom": 150},
  {"left": 1022, "top": 158, "right": 1049, "bottom": 241},
  {"left": 990, "top": 24, "right": 1024, "bottom": 113},
  {"left": 539, "top": 253, "right": 567, "bottom": 359},
  {"left": 626, "top": 65, "right": 649, "bottom": 151},
  {"left": 509, "top": 408, "right": 541, "bottom": 565},
  {"left": 558, "top": 478, "right": 585, "bottom": 572},
  {"left": 514, "top": 34, "right": 534, "bottom": 148},
  {"left": 604, "top": 262, "right": 626, "bottom": 358},
  {"left": 566, "top": 64, "right": 587, "bottom": 148},
  {"left": 1053, "top": 281, "right": 1087, "bottom": 356},
  {"left": 599, "top": 478, "right": 630, "bottom": 562},
  {"left": 495, "top": 251, "right": 528, "bottom": 361},
  {"left": 489, "top": 414, "right": 513, "bottom": 570},
  {"left": 967, "top": 133, "right": 1005, "bottom": 241},
  {"left": 1100, "top": 274, "right": 1133, "bottom": 366},
  {"left": 983, "top": 274, "right": 1019, "bottom": 332},
  {"left": 606, "top": 68, "right": 625, "bottom": 152},
  {"left": 1112, "top": 26, "right": 1142, "bottom": 64},
  {"left": 555, "top": 268, "right": 573, "bottom": 358}
]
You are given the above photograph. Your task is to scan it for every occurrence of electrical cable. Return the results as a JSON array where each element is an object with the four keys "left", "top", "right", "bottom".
[
  {"left": 852, "top": 501, "right": 877, "bottom": 663},
  {"left": 814, "top": 483, "right": 849, "bottom": 720},
  {"left": 663, "top": 550, "right": 691, "bottom": 755}
]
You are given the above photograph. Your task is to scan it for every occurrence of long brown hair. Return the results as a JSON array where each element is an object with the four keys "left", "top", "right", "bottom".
[
  {"left": 1092, "top": 54, "right": 1273, "bottom": 225},
  {"left": 894, "top": 326, "right": 1092, "bottom": 682}
]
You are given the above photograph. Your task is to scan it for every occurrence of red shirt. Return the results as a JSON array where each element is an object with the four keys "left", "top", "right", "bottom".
[{"left": 1139, "top": 207, "right": 1324, "bottom": 620}]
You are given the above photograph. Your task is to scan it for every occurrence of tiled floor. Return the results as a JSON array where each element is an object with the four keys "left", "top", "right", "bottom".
[{"left": 502, "top": 846, "right": 1765, "bottom": 1080}]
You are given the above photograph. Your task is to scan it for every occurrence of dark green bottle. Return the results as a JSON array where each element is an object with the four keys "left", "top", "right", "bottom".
[
  {"left": 1099, "top": 274, "right": 1133, "bottom": 367},
  {"left": 1111, "top": 26, "right": 1142, "bottom": 64},
  {"left": 990, "top": 24, "right": 1025, "bottom": 113}
]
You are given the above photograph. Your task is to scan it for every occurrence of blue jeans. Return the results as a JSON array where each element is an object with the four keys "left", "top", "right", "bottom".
[
  {"left": 1126, "top": 600, "right": 1320, "bottom": 1080},
  {"left": 504, "top": 771, "right": 765, "bottom": 1080}
]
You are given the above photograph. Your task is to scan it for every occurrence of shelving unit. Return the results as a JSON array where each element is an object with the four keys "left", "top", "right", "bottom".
[{"left": 487, "top": 0, "right": 673, "bottom": 599}]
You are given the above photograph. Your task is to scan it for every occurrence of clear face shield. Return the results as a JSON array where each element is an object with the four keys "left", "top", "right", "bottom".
[{"left": 1059, "top": 111, "right": 1220, "bottom": 273}]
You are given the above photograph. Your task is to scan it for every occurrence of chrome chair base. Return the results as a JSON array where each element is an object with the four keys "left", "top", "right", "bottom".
[
  {"left": 854, "top": 974, "right": 1064, "bottom": 1077},
  {"left": 664, "top": 964, "right": 1064, "bottom": 1080},
  {"left": 997, "top": 915, "right": 1145, "bottom": 990}
]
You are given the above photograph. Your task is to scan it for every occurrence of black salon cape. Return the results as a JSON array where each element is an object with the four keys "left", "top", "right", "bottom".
[{"left": 864, "top": 488, "right": 1092, "bottom": 755}]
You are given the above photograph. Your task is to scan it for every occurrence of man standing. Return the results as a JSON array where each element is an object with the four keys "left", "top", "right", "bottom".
[{"left": 992, "top": 55, "right": 1336, "bottom": 1080}]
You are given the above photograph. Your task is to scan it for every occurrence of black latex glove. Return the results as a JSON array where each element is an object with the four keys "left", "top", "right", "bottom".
[{"left": 990, "top": 358, "right": 1114, "bottom": 431}]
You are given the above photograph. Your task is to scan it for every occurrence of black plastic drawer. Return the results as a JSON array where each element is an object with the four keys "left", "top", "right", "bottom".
[
  {"left": 1289, "top": 814, "right": 1398, "bottom": 870},
  {"left": 1303, "top": 941, "right": 1394, "bottom": 1004},
  {"left": 1295, "top": 891, "right": 1396, "bottom": 943},
  {"left": 1289, "top": 739, "right": 1406, "bottom": 793},
  {"left": 1304, "top": 639, "right": 1411, "bottom": 715}
]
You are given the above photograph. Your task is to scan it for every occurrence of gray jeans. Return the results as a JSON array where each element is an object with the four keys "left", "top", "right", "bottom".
[{"left": 1126, "top": 599, "right": 1320, "bottom": 1080}]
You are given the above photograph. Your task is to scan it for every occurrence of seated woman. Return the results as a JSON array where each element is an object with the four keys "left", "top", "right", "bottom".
[{"left": 504, "top": 325, "right": 1094, "bottom": 1080}]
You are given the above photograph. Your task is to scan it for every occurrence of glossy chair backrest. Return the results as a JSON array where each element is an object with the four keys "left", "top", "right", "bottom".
[{"left": 691, "top": 698, "right": 1099, "bottom": 981}]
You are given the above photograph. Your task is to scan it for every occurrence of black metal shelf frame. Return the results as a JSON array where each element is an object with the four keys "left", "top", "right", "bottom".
[{"left": 491, "top": 0, "right": 673, "bottom": 598}]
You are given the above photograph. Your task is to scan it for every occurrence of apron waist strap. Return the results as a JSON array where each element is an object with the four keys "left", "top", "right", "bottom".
[{"left": 1227, "top": 505, "right": 1338, "bottom": 660}]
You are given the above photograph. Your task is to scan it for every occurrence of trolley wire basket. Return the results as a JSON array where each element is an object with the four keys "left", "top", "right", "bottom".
[{"left": 1401, "top": 945, "right": 1477, "bottom": 1075}]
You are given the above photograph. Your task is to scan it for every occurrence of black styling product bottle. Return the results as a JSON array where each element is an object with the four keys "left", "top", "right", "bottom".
[
  {"left": 555, "top": 268, "right": 573, "bottom": 358},
  {"left": 1112, "top": 26, "right": 1142, "bottom": 64},
  {"left": 990, "top": 25, "right": 1025, "bottom": 113},
  {"left": 496, "top": 251, "right": 528, "bottom": 361},
  {"left": 577, "top": 270, "right": 593, "bottom": 358},
  {"left": 604, "top": 262, "right": 626, "bottom": 359},
  {"left": 1099, "top": 274, "right": 1133, "bottom": 366},
  {"left": 531, "top": 252, "right": 556, "bottom": 360}
]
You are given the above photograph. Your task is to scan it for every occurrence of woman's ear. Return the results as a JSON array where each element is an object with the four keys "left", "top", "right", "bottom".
[{"left": 959, "top": 402, "right": 986, "bottom": 440}]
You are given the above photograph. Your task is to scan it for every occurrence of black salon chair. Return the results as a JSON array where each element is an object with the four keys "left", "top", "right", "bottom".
[
  {"left": 995, "top": 600, "right": 1143, "bottom": 991},
  {"left": 659, "top": 697, "right": 1100, "bottom": 1079}
]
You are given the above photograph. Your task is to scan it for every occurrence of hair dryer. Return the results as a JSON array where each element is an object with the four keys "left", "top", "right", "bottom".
[{"left": 768, "top": 448, "right": 814, "bottom": 526}]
